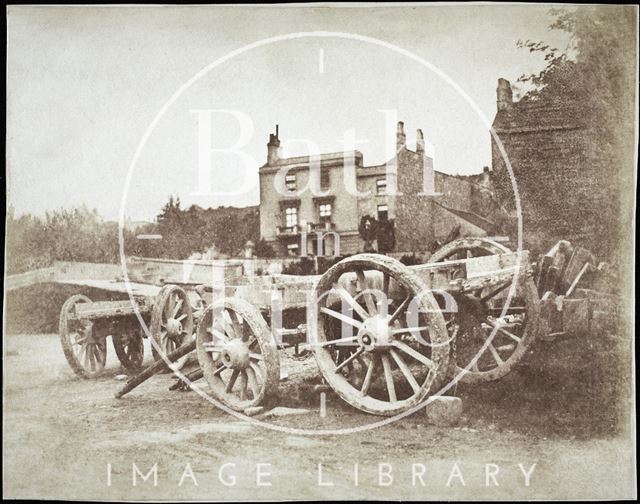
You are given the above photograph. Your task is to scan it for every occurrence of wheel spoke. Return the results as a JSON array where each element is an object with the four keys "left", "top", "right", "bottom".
[
  {"left": 226, "top": 369, "right": 239, "bottom": 392},
  {"left": 202, "top": 342, "right": 223, "bottom": 353},
  {"left": 88, "top": 346, "right": 96, "bottom": 371},
  {"left": 356, "top": 270, "right": 377, "bottom": 316},
  {"left": 334, "top": 347, "right": 364, "bottom": 374},
  {"left": 320, "top": 307, "right": 363, "bottom": 330},
  {"left": 249, "top": 352, "right": 264, "bottom": 361},
  {"left": 227, "top": 312, "right": 245, "bottom": 341},
  {"left": 382, "top": 273, "right": 390, "bottom": 296},
  {"left": 484, "top": 318, "right": 522, "bottom": 343},
  {"left": 389, "top": 296, "right": 410, "bottom": 324},
  {"left": 164, "top": 295, "right": 175, "bottom": 318},
  {"left": 77, "top": 343, "right": 86, "bottom": 363},
  {"left": 238, "top": 371, "right": 248, "bottom": 400},
  {"left": 392, "top": 326, "right": 429, "bottom": 335},
  {"left": 171, "top": 297, "right": 184, "bottom": 318},
  {"left": 487, "top": 342, "right": 504, "bottom": 365},
  {"left": 219, "top": 313, "right": 238, "bottom": 340},
  {"left": 332, "top": 287, "right": 369, "bottom": 321},
  {"left": 390, "top": 349, "right": 420, "bottom": 394},
  {"left": 360, "top": 356, "right": 377, "bottom": 396},
  {"left": 381, "top": 354, "right": 397, "bottom": 402},
  {"left": 246, "top": 366, "right": 260, "bottom": 398},
  {"left": 249, "top": 362, "right": 263, "bottom": 382},
  {"left": 391, "top": 340, "right": 435, "bottom": 369},
  {"left": 315, "top": 335, "right": 359, "bottom": 347},
  {"left": 206, "top": 325, "right": 228, "bottom": 343},
  {"left": 83, "top": 345, "right": 91, "bottom": 369}
]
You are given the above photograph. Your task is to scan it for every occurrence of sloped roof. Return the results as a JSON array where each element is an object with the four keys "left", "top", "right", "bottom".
[{"left": 434, "top": 201, "right": 496, "bottom": 234}]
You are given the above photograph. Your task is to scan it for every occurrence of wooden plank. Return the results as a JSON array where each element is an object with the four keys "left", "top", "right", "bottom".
[
  {"left": 560, "top": 246, "right": 596, "bottom": 293},
  {"left": 72, "top": 299, "right": 153, "bottom": 320}
]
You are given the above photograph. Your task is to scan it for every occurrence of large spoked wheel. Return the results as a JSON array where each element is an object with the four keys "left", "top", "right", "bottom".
[
  {"left": 430, "top": 238, "right": 540, "bottom": 383},
  {"left": 196, "top": 298, "right": 279, "bottom": 411},
  {"left": 150, "top": 285, "right": 194, "bottom": 365},
  {"left": 59, "top": 294, "right": 107, "bottom": 378},
  {"left": 311, "top": 254, "right": 450, "bottom": 416},
  {"left": 112, "top": 327, "right": 145, "bottom": 374}
]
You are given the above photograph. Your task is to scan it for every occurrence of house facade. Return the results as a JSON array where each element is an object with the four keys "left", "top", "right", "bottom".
[{"left": 259, "top": 122, "right": 502, "bottom": 257}]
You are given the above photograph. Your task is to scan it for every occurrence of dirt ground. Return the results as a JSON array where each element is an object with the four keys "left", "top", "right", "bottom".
[{"left": 3, "top": 333, "right": 636, "bottom": 500}]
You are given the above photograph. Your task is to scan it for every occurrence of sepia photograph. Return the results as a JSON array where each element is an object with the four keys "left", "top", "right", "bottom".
[{"left": 3, "top": 3, "right": 638, "bottom": 500}]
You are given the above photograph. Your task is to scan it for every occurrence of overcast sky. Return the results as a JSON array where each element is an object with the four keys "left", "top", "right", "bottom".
[{"left": 7, "top": 4, "right": 571, "bottom": 222}]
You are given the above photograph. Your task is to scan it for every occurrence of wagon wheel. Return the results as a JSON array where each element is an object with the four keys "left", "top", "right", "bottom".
[
  {"left": 430, "top": 238, "right": 540, "bottom": 383},
  {"left": 196, "top": 298, "right": 279, "bottom": 411},
  {"left": 59, "top": 294, "right": 107, "bottom": 378},
  {"left": 112, "top": 327, "right": 145, "bottom": 374},
  {"left": 150, "top": 285, "right": 194, "bottom": 368},
  {"left": 430, "top": 237, "right": 510, "bottom": 264},
  {"left": 449, "top": 277, "right": 540, "bottom": 383},
  {"left": 311, "top": 254, "right": 450, "bottom": 416}
]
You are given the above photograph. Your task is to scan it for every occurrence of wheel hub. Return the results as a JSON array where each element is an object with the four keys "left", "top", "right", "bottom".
[
  {"left": 357, "top": 315, "right": 393, "bottom": 351},
  {"left": 220, "top": 339, "right": 250, "bottom": 369},
  {"left": 166, "top": 318, "right": 183, "bottom": 339}
]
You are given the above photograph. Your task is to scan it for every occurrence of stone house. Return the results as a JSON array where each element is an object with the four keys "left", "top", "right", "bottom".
[{"left": 259, "top": 123, "right": 503, "bottom": 257}]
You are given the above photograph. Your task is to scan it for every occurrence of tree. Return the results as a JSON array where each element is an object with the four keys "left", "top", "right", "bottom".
[{"left": 513, "top": 6, "right": 636, "bottom": 258}]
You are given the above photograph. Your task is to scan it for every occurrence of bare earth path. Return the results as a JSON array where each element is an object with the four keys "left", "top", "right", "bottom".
[{"left": 3, "top": 334, "right": 635, "bottom": 500}]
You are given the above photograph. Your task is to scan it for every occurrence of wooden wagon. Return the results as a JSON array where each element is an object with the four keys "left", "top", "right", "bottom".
[{"left": 58, "top": 238, "right": 540, "bottom": 416}]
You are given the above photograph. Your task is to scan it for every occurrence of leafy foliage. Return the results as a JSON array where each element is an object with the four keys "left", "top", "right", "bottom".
[
  {"left": 511, "top": 6, "right": 636, "bottom": 257},
  {"left": 5, "top": 199, "right": 261, "bottom": 274}
]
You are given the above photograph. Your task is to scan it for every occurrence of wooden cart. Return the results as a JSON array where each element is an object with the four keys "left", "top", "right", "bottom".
[{"left": 109, "top": 238, "right": 540, "bottom": 417}]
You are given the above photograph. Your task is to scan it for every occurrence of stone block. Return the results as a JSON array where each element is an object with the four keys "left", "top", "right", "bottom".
[{"left": 425, "top": 396, "right": 463, "bottom": 426}]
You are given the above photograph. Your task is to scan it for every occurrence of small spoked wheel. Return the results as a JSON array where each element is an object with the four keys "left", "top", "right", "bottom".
[
  {"left": 112, "top": 327, "right": 145, "bottom": 374},
  {"left": 59, "top": 294, "right": 107, "bottom": 378},
  {"left": 150, "top": 285, "right": 194, "bottom": 366},
  {"left": 311, "top": 254, "right": 450, "bottom": 416},
  {"left": 196, "top": 298, "right": 279, "bottom": 411},
  {"left": 430, "top": 238, "right": 540, "bottom": 383}
]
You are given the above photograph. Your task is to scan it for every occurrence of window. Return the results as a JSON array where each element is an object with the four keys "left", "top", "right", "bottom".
[
  {"left": 320, "top": 167, "right": 330, "bottom": 190},
  {"left": 285, "top": 174, "right": 296, "bottom": 192},
  {"left": 377, "top": 204, "right": 388, "bottom": 221},
  {"left": 319, "top": 203, "right": 332, "bottom": 222},
  {"left": 376, "top": 178, "right": 387, "bottom": 195},
  {"left": 285, "top": 206, "right": 298, "bottom": 227},
  {"left": 287, "top": 243, "right": 299, "bottom": 256}
]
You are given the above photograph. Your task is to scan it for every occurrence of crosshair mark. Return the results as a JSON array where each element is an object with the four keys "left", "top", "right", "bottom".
[{"left": 318, "top": 48, "right": 325, "bottom": 73}]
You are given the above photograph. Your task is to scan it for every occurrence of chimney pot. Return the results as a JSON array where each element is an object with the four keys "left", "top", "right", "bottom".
[
  {"left": 396, "top": 121, "right": 406, "bottom": 152},
  {"left": 267, "top": 125, "right": 281, "bottom": 165}
]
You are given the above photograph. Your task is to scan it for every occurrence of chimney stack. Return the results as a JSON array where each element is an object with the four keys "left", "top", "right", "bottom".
[
  {"left": 416, "top": 128, "right": 425, "bottom": 154},
  {"left": 396, "top": 121, "right": 406, "bottom": 152},
  {"left": 497, "top": 78, "right": 513, "bottom": 111},
  {"left": 267, "top": 125, "right": 280, "bottom": 165}
]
